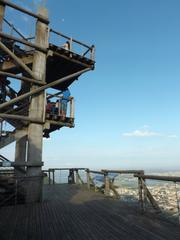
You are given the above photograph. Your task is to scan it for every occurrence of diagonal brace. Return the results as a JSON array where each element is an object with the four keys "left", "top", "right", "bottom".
[
  {"left": 0, "top": 41, "right": 35, "bottom": 79},
  {"left": 0, "top": 68, "right": 91, "bottom": 110}
]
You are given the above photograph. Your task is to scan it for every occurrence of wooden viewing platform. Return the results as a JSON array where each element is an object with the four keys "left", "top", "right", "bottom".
[{"left": 0, "top": 184, "right": 180, "bottom": 240}]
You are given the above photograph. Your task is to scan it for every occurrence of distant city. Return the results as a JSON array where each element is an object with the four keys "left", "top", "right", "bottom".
[{"left": 113, "top": 172, "right": 180, "bottom": 222}]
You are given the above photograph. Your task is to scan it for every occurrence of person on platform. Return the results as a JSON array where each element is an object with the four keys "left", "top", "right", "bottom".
[
  {"left": 62, "top": 41, "right": 70, "bottom": 50},
  {"left": 60, "top": 88, "right": 70, "bottom": 120},
  {"left": 46, "top": 100, "right": 52, "bottom": 114}
]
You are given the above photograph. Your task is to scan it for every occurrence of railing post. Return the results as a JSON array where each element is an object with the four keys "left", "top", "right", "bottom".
[
  {"left": 48, "top": 169, "right": 51, "bottom": 185},
  {"left": 86, "top": 169, "right": 90, "bottom": 190},
  {"left": 104, "top": 171, "right": 110, "bottom": 196},
  {"left": 75, "top": 169, "right": 79, "bottom": 184},
  {"left": 142, "top": 179, "right": 147, "bottom": 209},
  {"left": 68, "top": 169, "right": 75, "bottom": 184},
  {"left": 52, "top": 169, "right": 55, "bottom": 185},
  {"left": 90, "top": 45, "right": 95, "bottom": 61},
  {"left": 138, "top": 176, "right": 144, "bottom": 213},
  {"left": 70, "top": 97, "right": 75, "bottom": 119},
  {"left": 69, "top": 37, "right": 73, "bottom": 52}
]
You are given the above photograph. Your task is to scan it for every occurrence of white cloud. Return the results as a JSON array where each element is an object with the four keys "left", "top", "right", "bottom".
[
  {"left": 168, "top": 134, "right": 178, "bottom": 138},
  {"left": 122, "top": 129, "right": 161, "bottom": 137}
]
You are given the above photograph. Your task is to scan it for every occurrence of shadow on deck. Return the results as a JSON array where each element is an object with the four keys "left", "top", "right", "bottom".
[{"left": 0, "top": 184, "right": 180, "bottom": 240}]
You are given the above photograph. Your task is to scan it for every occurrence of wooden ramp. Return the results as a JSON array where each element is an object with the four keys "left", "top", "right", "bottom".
[{"left": 0, "top": 184, "right": 180, "bottom": 240}]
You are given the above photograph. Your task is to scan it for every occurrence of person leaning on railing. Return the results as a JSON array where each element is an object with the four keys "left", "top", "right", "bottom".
[
  {"left": 60, "top": 88, "right": 71, "bottom": 120},
  {"left": 62, "top": 41, "right": 70, "bottom": 50}
]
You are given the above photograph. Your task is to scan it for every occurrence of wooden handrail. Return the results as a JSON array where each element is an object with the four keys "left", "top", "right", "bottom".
[
  {"left": 50, "top": 28, "right": 91, "bottom": 50},
  {"left": 102, "top": 170, "right": 144, "bottom": 174},
  {"left": 0, "top": 0, "right": 49, "bottom": 24},
  {"left": 134, "top": 174, "right": 180, "bottom": 183}
]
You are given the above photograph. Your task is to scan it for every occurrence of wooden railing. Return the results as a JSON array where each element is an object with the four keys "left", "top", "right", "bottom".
[
  {"left": 0, "top": 175, "right": 43, "bottom": 207},
  {"left": 43, "top": 168, "right": 180, "bottom": 222},
  {"left": 46, "top": 93, "right": 75, "bottom": 121},
  {"left": 43, "top": 168, "right": 86, "bottom": 185},
  {"left": 1, "top": 165, "right": 180, "bottom": 223},
  {"left": 134, "top": 173, "right": 180, "bottom": 219},
  {"left": 50, "top": 29, "right": 95, "bottom": 61},
  {"left": 0, "top": 0, "right": 95, "bottom": 60}
]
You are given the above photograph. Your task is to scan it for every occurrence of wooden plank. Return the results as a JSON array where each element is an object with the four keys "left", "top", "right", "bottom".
[{"left": 0, "top": 184, "right": 180, "bottom": 240}]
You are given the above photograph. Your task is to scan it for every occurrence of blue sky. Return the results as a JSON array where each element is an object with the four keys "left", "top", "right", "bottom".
[{"left": 1, "top": 0, "right": 180, "bottom": 171}]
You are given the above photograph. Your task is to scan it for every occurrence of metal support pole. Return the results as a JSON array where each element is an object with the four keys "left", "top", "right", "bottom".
[{"left": 26, "top": 7, "right": 49, "bottom": 203}]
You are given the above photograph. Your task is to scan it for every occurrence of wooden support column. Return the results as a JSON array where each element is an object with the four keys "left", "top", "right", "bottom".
[
  {"left": 0, "top": 2, "right": 5, "bottom": 32},
  {"left": 15, "top": 135, "right": 27, "bottom": 176},
  {"left": 26, "top": 7, "right": 49, "bottom": 203}
]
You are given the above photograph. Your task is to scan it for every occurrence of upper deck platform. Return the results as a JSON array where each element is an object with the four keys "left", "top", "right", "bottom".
[
  {"left": 0, "top": 184, "right": 179, "bottom": 240},
  {"left": 0, "top": 40, "right": 95, "bottom": 91}
]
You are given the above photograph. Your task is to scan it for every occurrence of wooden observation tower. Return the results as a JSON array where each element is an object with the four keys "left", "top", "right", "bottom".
[{"left": 0, "top": 0, "right": 95, "bottom": 203}]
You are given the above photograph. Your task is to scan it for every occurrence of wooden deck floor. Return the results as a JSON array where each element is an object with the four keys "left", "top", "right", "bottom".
[{"left": 0, "top": 184, "right": 180, "bottom": 240}]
